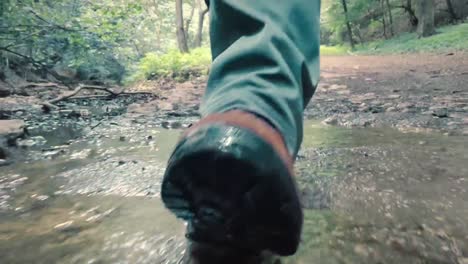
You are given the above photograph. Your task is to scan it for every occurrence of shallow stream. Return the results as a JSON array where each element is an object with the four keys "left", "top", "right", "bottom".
[{"left": 1, "top": 119, "right": 467, "bottom": 263}]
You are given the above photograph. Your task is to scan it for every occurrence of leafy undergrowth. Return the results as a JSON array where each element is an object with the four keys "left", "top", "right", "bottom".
[
  {"left": 356, "top": 23, "right": 468, "bottom": 54},
  {"left": 126, "top": 47, "right": 211, "bottom": 83},
  {"left": 320, "top": 45, "right": 350, "bottom": 56},
  {"left": 127, "top": 45, "right": 353, "bottom": 84}
]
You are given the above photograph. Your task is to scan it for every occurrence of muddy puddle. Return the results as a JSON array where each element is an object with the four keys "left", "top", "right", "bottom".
[{"left": 0, "top": 119, "right": 467, "bottom": 263}]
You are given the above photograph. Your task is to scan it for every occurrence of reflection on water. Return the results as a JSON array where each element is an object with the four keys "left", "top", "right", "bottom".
[{"left": 0, "top": 120, "right": 467, "bottom": 263}]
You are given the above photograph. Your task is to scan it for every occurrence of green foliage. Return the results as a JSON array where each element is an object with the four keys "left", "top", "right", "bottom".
[
  {"left": 1, "top": 0, "right": 463, "bottom": 86},
  {"left": 128, "top": 44, "right": 352, "bottom": 84},
  {"left": 320, "top": 45, "right": 350, "bottom": 56},
  {"left": 0, "top": 0, "right": 141, "bottom": 82},
  {"left": 127, "top": 47, "right": 211, "bottom": 83},
  {"left": 322, "top": 0, "right": 465, "bottom": 47},
  {"left": 0, "top": 0, "right": 210, "bottom": 83},
  {"left": 356, "top": 23, "right": 468, "bottom": 54},
  {"left": 128, "top": 44, "right": 352, "bottom": 83},
  {"left": 322, "top": 0, "right": 381, "bottom": 45}
]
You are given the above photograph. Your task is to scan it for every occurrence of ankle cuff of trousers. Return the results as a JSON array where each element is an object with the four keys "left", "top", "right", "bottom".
[{"left": 184, "top": 110, "right": 294, "bottom": 175}]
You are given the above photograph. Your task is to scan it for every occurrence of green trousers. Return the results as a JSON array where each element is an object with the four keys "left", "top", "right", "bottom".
[{"left": 201, "top": 0, "right": 321, "bottom": 156}]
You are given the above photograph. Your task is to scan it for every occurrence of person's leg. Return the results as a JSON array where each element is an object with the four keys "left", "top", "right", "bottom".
[
  {"left": 203, "top": 0, "right": 320, "bottom": 156},
  {"left": 162, "top": 0, "right": 320, "bottom": 258}
]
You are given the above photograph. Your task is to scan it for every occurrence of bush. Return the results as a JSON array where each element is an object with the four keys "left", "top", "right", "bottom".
[
  {"left": 320, "top": 45, "right": 350, "bottom": 56},
  {"left": 127, "top": 47, "right": 211, "bottom": 83},
  {"left": 356, "top": 23, "right": 468, "bottom": 54},
  {"left": 127, "top": 44, "right": 363, "bottom": 84}
]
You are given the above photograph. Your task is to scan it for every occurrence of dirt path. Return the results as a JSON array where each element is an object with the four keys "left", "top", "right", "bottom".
[{"left": 309, "top": 53, "right": 468, "bottom": 135}]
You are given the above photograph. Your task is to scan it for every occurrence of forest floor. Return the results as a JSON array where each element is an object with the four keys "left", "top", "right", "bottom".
[
  {"left": 126, "top": 52, "right": 468, "bottom": 136},
  {"left": 0, "top": 53, "right": 467, "bottom": 263},
  {"left": 308, "top": 53, "right": 468, "bottom": 135}
]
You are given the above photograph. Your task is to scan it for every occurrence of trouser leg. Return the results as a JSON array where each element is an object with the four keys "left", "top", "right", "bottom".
[{"left": 202, "top": 0, "right": 321, "bottom": 156}]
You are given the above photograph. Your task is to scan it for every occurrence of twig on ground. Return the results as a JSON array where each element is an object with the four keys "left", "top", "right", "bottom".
[
  {"left": 42, "top": 101, "right": 59, "bottom": 111},
  {"left": 48, "top": 84, "right": 86, "bottom": 104},
  {"left": 90, "top": 122, "right": 103, "bottom": 130},
  {"left": 43, "top": 84, "right": 155, "bottom": 111},
  {"left": 21, "top": 82, "right": 66, "bottom": 89}
]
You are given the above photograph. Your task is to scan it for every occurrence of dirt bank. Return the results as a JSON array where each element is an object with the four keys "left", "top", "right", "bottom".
[
  {"left": 127, "top": 53, "right": 468, "bottom": 135},
  {"left": 309, "top": 53, "right": 468, "bottom": 135}
]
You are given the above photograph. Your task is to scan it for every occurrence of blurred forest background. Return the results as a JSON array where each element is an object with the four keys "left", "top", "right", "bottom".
[{"left": 0, "top": 0, "right": 467, "bottom": 89}]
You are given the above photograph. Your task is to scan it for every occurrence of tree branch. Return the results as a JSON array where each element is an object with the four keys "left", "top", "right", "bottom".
[
  {"left": 0, "top": 46, "right": 40, "bottom": 64},
  {"left": 0, "top": 47, "right": 71, "bottom": 86},
  {"left": 45, "top": 84, "right": 154, "bottom": 107},
  {"left": 26, "top": 7, "right": 78, "bottom": 32},
  {"left": 15, "top": 0, "right": 80, "bottom": 32}
]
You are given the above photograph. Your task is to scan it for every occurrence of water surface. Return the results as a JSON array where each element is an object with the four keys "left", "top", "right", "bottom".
[{"left": 1, "top": 120, "right": 466, "bottom": 263}]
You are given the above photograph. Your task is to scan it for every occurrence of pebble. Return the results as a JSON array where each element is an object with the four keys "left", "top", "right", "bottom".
[
  {"left": 162, "top": 121, "right": 182, "bottom": 129},
  {"left": 432, "top": 108, "right": 449, "bottom": 118},
  {"left": 16, "top": 139, "right": 37, "bottom": 148},
  {"left": 397, "top": 102, "right": 415, "bottom": 109},
  {"left": 54, "top": 221, "right": 75, "bottom": 231},
  {"left": 354, "top": 244, "right": 370, "bottom": 257},
  {"left": 322, "top": 116, "right": 338, "bottom": 125},
  {"left": 387, "top": 94, "right": 401, "bottom": 99},
  {"left": 0, "top": 159, "right": 8, "bottom": 166},
  {"left": 0, "top": 120, "right": 25, "bottom": 138},
  {"left": 30, "top": 136, "right": 47, "bottom": 146},
  {"left": 386, "top": 107, "right": 398, "bottom": 112},
  {"left": 35, "top": 195, "right": 49, "bottom": 201},
  {"left": 42, "top": 149, "right": 66, "bottom": 159}
]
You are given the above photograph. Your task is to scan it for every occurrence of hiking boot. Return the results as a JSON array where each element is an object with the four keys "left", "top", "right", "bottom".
[
  {"left": 179, "top": 241, "right": 282, "bottom": 264},
  {"left": 161, "top": 110, "right": 303, "bottom": 256}
]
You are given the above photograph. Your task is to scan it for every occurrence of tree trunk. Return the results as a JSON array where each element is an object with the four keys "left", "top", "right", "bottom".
[
  {"left": 176, "top": 0, "right": 189, "bottom": 53},
  {"left": 340, "top": 0, "right": 355, "bottom": 49},
  {"left": 386, "top": 0, "right": 394, "bottom": 36},
  {"left": 445, "top": 0, "right": 458, "bottom": 23},
  {"left": 381, "top": 0, "right": 388, "bottom": 39},
  {"left": 355, "top": 27, "right": 364, "bottom": 44},
  {"left": 416, "top": 0, "right": 435, "bottom": 37},
  {"left": 402, "top": 0, "right": 419, "bottom": 28},
  {"left": 195, "top": 0, "right": 208, "bottom": 47},
  {"left": 185, "top": 2, "right": 196, "bottom": 42}
]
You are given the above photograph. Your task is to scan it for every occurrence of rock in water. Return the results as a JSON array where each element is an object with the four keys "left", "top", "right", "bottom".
[
  {"left": 0, "top": 80, "right": 11, "bottom": 98},
  {"left": 432, "top": 108, "right": 449, "bottom": 118},
  {"left": 0, "top": 120, "right": 25, "bottom": 164},
  {"left": 0, "top": 120, "right": 25, "bottom": 140},
  {"left": 322, "top": 116, "right": 338, "bottom": 125},
  {"left": 0, "top": 88, "right": 10, "bottom": 98}
]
